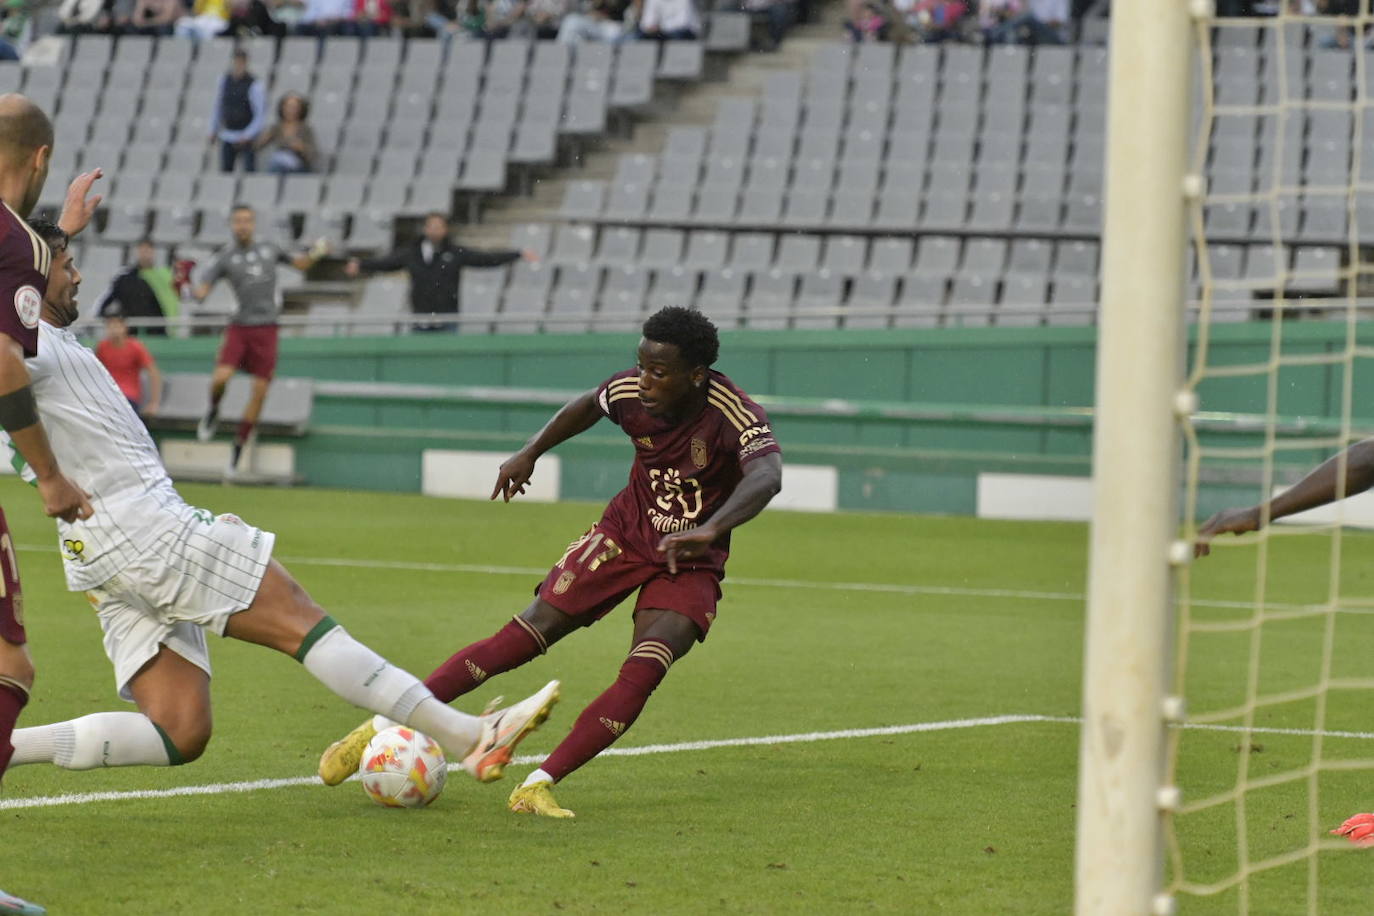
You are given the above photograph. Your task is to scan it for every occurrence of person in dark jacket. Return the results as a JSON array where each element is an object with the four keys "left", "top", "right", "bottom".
[
  {"left": 208, "top": 49, "right": 266, "bottom": 174},
  {"left": 95, "top": 240, "right": 177, "bottom": 337},
  {"left": 345, "top": 212, "right": 539, "bottom": 332}
]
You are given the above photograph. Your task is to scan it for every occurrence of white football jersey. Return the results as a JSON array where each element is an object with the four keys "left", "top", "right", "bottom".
[{"left": 1, "top": 321, "right": 196, "bottom": 591}]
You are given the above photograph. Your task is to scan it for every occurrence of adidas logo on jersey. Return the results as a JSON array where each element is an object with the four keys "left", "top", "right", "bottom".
[
  {"left": 465, "top": 659, "right": 488, "bottom": 683},
  {"left": 598, "top": 717, "right": 626, "bottom": 736}
]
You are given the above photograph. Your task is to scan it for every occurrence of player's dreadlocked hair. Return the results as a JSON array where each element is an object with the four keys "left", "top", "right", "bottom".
[
  {"left": 642, "top": 307, "right": 719, "bottom": 368},
  {"left": 27, "top": 218, "right": 67, "bottom": 253}
]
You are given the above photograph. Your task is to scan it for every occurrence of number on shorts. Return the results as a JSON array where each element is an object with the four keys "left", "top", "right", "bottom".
[{"left": 557, "top": 530, "right": 622, "bottom": 572}]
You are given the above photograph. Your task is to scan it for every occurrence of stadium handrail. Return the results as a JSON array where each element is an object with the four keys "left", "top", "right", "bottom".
[{"left": 310, "top": 378, "right": 1372, "bottom": 438}]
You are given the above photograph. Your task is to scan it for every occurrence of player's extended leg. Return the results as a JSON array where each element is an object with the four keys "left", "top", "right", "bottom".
[
  {"left": 423, "top": 598, "right": 580, "bottom": 702},
  {"left": 10, "top": 646, "right": 210, "bottom": 770},
  {"left": 0, "top": 638, "right": 34, "bottom": 778},
  {"left": 230, "top": 375, "right": 271, "bottom": 471},
  {"left": 510, "top": 608, "right": 699, "bottom": 819},
  {"left": 197, "top": 363, "right": 235, "bottom": 442},
  {"left": 231, "top": 561, "right": 557, "bottom": 779},
  {"left": 317, "top": 597, "right": 572, "bottom": 785}
]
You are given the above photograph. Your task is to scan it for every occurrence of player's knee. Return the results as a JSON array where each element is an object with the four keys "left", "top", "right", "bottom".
[
  {"left": 0, "top": 651, "right": 34, "bottom": 692},
  {"left": 621, "top": 638, "right": 676, "bottom": 691},
  {"left": 521, "top": 601, "right": 580, "bottom": 648},
  {"left": 162, "top": 719, "right": 212, "bottom": 764}
]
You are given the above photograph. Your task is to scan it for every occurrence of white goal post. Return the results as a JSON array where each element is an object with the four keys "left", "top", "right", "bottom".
[{"left": 1073, "top": 1, "right": 1197, "bottom": 914}]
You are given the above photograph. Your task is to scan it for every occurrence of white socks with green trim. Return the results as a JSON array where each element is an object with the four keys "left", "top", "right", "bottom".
[
  {"left": 299, "top": 624, "right": 481, "bottom": 758},
  {"left": 11, "top": 712, "right": 171, "bottom": 769}
]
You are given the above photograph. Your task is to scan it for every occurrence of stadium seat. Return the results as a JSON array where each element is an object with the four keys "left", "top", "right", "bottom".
[
  {"left": 794, "top": 271, "right": 845, "bottom": 330},
  {"left": 651, "top": 265, "right": 698, "bottom": 306},
  {"left": 729, "top": 233, "right": 775, "bottom": 271},
  {"left": 550, "top": 224, "right": 597, "bottom": 266},
  {"left": 640, "top": 229, "right": 685, "bottom": 268},
  {"left": 893, "top": 274, "right": 945, "bottom": 328},
  {"left": 846, "top": 272, "right": 897, "bottom": 330},
  {"left": 595, "top": 226, "right": 640, "bottom": 265},
  {"left": 684, "top": 230, "right": 729, "bottom": 270}
]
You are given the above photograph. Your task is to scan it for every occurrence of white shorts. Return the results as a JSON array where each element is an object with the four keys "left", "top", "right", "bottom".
[{"left": 89, "top": 510, "right": 276, "bottom": 701}]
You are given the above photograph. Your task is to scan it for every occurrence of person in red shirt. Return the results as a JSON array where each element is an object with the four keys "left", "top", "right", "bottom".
[
  {"left": 95, "top": 313, "right": 161, "bottom": 418},
  {"left": 317, "top": 306, "right": 785, "bottom": 818}
]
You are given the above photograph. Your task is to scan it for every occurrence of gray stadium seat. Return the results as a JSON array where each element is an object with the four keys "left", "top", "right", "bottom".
[
  {"left": 697, "top": 268, "right": 747, "bottom": 324},
  {"left": 684, "top": 230, "right": 729, "bottom": 270},
  {"left": 999, "top": 275, "right": 1048, "bottom": 327},
  {"left": 640, "top": 229, "right": 685, "bottom": 268},
  {"left": 659, "top": 42, "right": 704, "bottom": 81},
  {"left": 738, "top": 187, "right": 783, "bottom": 225},
  {"left": 509, "top": 223, "right": 553, "bottom": 260},
  {"left": 692, "top": 188, "right": 738, "bottom": 225},
  {"left": 821, "top": 236, "right": 867, "bottom": 275},
  {"left": 596, "top": 226, "right": 641, "bottom": 265},
  {"left": 794, "top": 271, "right": 845, "bottom": 330},
  {"left": 651, "top": 265, "right": 698, "bottom": 306},
  {"left": 560, "top": 181, "right": 605, "bottom": 220},
  {"left": 781, "top": 192, "right": 828, "bottom": 229},
  {"left": 830, "top": 190, "right": 876, "bottom": 231},
  {"left": 550, "top": 224, "right": 597, "bottom": 266},
  {"left": 648, "top": 185, "right": 693, "bottom": 224},
  {"left": 604, "top": 182, "right": 651, "bottom": 222},
  {"left": 704, "top": 11, "right": 750, "bottom": 53},
  {"left": 894, "top": 275, "right": 945, "bottom": 329},
  {"left": 846, "top": 272, "right": 897, "bottom": 329},
  {"left": 914, "top": 236, "right": 960, "bottom": 276},
  {"left": 730, "top": 233, "right": 775, "bottom": 271},
  {"left": 947, "top": 275, "right": 998, "bottom": 328},
  {"left": 1055, "top": 241, "right": 1099, "bottom": 276},
  {"left": 776, "top": 234, "right": 822, "bottom": 272}
]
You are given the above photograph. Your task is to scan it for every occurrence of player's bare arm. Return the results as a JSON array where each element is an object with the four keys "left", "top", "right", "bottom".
[
  {"left": 1194, "top": 437, "right": 1374, "bottom": 558},
  {"left": 56, "top": 168, "right": 103, "bottom": 238},
  {"left": 491, "top": 388, "right": 603, "bottom": 502},
  {"left": 0, "top": 334, "right": 90, "bottom": 522},
  {"left": 658, "top": 451, "right": 782, "bottom": 574}
]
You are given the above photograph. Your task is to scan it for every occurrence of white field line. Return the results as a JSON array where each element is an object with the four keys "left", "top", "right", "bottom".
[
  {"left": 5, "top": 714, "right": 1374, "bottom": 812},
  {"left": 10, "top": 543, "right": 1294, "bottom": 611}
]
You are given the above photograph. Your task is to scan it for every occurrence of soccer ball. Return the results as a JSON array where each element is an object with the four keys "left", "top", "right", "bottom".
[{"left": 359, "top": 726, "right": 447, "bottom": 808}]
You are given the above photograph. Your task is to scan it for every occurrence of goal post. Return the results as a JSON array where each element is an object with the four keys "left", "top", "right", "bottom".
[{"left": 1074, "top": 1, "right": 1198, "bottom": 913}]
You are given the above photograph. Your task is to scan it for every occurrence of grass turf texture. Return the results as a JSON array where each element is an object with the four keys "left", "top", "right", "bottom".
[{"left": 0, "top": 477, "right": 1369, "bottom": 913}]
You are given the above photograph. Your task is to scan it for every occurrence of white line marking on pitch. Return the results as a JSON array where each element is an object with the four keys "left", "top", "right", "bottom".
[
  {"left": 5, "top": 714, "right": 1374, "bottom": 812},
  {"left": 10, "top": 543, "right": 1295, "bottom": 611}
]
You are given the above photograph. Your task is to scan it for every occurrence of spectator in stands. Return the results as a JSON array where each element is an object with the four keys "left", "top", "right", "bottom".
[
  {"left": 295, "top": 0, "right": 354, "bottom": 33},
  {"left": 980, "top": 0, "right": 1066, "bottom": 44},
  {"left": 633, "top": 0, "right": 699, "bottom": 40},
  {"left": 208, "top": 49, "right": 266, "bottom": 173},
  {"left": 843, "top": 0, "right": 888, "bottom": 41},
  {"left": 174, "top": 0, "right": 230, "bottom": 38},
  {"left": 96, "top": 313, "right": 163, "bottom": 419},
  {"left": 256, "top": 92, "right": 317, "bottom": 174},
  {"left": 556, "top": 0, "right": 627, "bottom": 42},
  {"left": 907, "top": 0, "right": 965, "bottom": 41},
  {"left": 228, "top": 0, "right": 289, "bottom": 34},
  {"left": 525, "top": 0, "right": 565, "bottom": 38},
  {"left": 742, "top": 0, "right": 793, "bottom": 51},
  {"left": 478, "top": 0, "right": 528, "bottom": 38},
  {"left": 344, "top": 212, "right": 540, "bottom": 333},
  {"left": 353, "top": 0, "right": 394, "bottom": 34},
  {"left": 422, "top": 0, "right": 465, "bottom": 43},
  {"left": 126, "top": 0, "right": 183, "bottom": 33},
  {"left": 95, "top": 240, "right": 179, "bottom": 337},
  {"left": 57, "top": 0, "right": 106, "bottom": 33}
]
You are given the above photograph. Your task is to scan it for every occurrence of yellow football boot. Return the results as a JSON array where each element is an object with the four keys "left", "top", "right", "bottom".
[
  {"left": 318, "top": 718, "right": 378, "bottom": 786},
  {"left": 509, "top": 780, "right": 575, "bottom": 819}
]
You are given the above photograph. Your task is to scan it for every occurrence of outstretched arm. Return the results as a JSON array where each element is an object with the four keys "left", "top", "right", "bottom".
[
  {"left": 1195, "top": 437, "right": 1374, "bottom": 557},
  {"left": 657, "top": 452, "right": 783, "bottom": 574},
  {"left": 491, "top": 388, "right": 604, "bottom": 502}
]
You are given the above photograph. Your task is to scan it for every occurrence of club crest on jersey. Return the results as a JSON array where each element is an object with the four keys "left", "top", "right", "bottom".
[
  {"left": 691, "top": 437, "right": 709, "bottom": 469},
  {"left": 635, "top": 436, "right": 653, "bottom": 449},
  {"left": 13, "top": 285, "right": 40, "bottom": 329},
  {"left": 552, "top": 570, "right": 576, "bottom": 595}
]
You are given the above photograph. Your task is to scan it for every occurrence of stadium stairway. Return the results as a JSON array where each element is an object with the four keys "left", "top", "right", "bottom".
[{"left": 460, "top": 6, "right": 853, "bottom": 250}]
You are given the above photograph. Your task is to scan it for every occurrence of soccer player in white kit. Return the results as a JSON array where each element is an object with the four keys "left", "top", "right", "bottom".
[{"left": 3, "top": 220, "right": 560, "bottom": 781}]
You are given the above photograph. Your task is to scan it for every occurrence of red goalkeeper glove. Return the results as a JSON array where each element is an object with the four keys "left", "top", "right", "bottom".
[{"left": 1330, "top": 813, "right": 1374, "bottom": 846}]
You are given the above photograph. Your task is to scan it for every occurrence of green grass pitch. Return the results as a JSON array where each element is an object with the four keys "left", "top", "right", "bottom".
[{"left": 0, "top": 476, "right": 1370, "bottom": 913}]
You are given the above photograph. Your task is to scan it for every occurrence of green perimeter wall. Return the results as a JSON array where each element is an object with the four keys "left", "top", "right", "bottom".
[{"left": 145, "top": 322, "right": 1374, "bottom": 515}]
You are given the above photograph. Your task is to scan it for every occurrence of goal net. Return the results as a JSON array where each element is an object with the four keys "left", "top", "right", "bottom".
[{"left": 1171, "top": 3, "right": 1374, "bottom": 913}]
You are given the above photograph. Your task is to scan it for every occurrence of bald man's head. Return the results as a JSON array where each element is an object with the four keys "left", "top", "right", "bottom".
[{"left": 0, "top": 95, "right": 51, "bottom": 217}]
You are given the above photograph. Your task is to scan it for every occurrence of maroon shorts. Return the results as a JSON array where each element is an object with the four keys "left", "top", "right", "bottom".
[
  {"left": 537, "top": 525, "right": 722, "bottom": 640},
  {"left": 217, "top": 324, "right": 279, "bottom": 380},
  {"left": 0, "top": 509, "right": 25, "bottom": 646}
]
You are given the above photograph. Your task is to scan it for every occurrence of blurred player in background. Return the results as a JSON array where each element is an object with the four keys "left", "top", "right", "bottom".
[
  {"left": 0, "top": 93, "right": 103, "bottom": 916},
  {"left": 2, "top": 220, "right": 559, "bottom": 800},
  {"left": 95, "top": 312, "right": 162, "bottom": 419},
  {"left": 191, "top": 204, "right": 327, "bottom": 476},
  {"left": 319, "top": 307, "right": 784, "bottom": 818}
]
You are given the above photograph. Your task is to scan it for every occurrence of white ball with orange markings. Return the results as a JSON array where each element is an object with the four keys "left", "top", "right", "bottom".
[{"left": 359, "top": 725, "right": 447, "bottom": 808}]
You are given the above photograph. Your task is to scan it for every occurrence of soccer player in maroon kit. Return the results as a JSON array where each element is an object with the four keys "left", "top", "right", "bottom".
[
  {"left": 320, "top": 307, "right": 783, "bottom": 817},
  {"left": 0, "top": 94, "right": 102, "bottom": 916}
]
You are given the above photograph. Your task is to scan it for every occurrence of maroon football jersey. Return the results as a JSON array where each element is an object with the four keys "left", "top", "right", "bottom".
[
  {"left": 0, "top": 203, "right": 48, "bottom": 358},
  {"left": 594, "top": 368, "right": 781, "bottom": 571}
]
